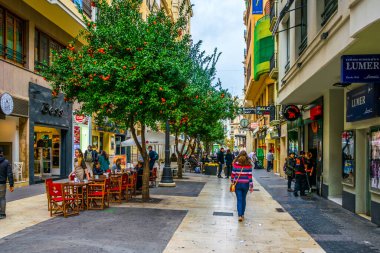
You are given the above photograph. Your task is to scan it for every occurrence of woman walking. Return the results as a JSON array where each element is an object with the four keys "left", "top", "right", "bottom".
[
  {"left": 98, "top": 150, "right": 110, "bottom": 172},
  {"left": 69, "top": 148, "right": 90, "bottom": 181},
  {"left": 231, "top": 151, "right": 253, "bottom": 222}
]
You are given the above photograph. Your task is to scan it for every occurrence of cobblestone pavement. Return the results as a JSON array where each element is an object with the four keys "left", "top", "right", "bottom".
[
  {"left": 0, "top": 173, "right": 325, "bottom": 253},
  {"left": 254, "top": 169, "right": 380, "bottom": 253}
]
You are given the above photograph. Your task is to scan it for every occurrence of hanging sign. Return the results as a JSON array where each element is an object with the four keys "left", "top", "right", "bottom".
[
  {"left": 240, "top": 118, "right": 249, "bottom": 128},
  {"left": 341, "top": 55, "right": 380, "bottom": 83},
  {"left": 74, "top": 114, "right": 89, "bottom": 125},
  {"left": 239, "top": 106, "right": 273, "bottom": 115},
  {"left": 0, "top": 93, "right": 14, "bottom": 116},
  {"left": 283, "top": 105, "right": 301, "bottom": 121},
  {"left": 252, "top": 0, "right": 263, "bottom": 14}
]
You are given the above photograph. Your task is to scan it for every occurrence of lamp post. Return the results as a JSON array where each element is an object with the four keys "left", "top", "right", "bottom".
[{"left": 159, "top": 120, "right": 176, "bottom": 187}]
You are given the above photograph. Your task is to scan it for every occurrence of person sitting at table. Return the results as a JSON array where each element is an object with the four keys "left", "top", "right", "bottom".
[
  {"left": 93, "top": 161, "right": 103, "bottom": 176},
  {"left": 111, "top": 158, "right": 122, "bottom": 173},
  {"left": 134, "top": 161, "right": 144, "bottom": 190}
]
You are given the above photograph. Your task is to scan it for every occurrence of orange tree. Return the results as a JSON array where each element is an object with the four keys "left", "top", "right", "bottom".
[
  {"left": 41, "top": 0, "right": 193, "bottom": 200},
  {"left": 170, "top": 43, "right": 239, "bottom": 178}
]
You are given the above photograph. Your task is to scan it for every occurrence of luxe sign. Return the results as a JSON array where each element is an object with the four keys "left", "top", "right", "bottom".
[
  {"left": 341, "top": 55, "right": 380, "bottom": 83},
  {"left": 346, "top": 84, "right": 380, "bottom": 122},
  {"left": 41, "top": 103, "right": 64, "bottom": 117}
]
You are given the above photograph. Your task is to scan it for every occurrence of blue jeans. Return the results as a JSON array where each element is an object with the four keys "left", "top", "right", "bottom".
[
  {"left": 235, "top": 183, "right": 249, "bottom": 217},
  {"left": 0, "top": 184, "right": 6, "bottom": 216},
  {"left": 218, "top": 163, "right": 224, "bottom": 177}
]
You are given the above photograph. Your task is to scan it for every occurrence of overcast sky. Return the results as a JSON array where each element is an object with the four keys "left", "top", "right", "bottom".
[{"left": 191, "top": 0, "right": 246, "bottom": 98}]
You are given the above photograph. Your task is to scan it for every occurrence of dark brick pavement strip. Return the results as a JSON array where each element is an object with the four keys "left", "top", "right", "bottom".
[
  {"left": 0, "top": 207, "right": 187, "bottom": 253},
  {"left": 150, "top": 181, "right": 205, "bottom": 197},
  {"left": 253, "top": 169, "right": 380, "bottom": 253}
]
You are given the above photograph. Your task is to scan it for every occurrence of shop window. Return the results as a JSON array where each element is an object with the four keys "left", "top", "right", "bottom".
[
  {"left": 34, "top": 126, "right": 61, "bottom": 181},
  {"left": 0, "top": 7, "right": 25, "bottom": 65},
  {"left": 34, "top": 29, "right": 64, "bottom": 71}
]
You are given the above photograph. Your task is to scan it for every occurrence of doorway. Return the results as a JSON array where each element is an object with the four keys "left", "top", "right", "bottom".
[{"left": 0, "top": 142, "right": 12, "bottom": 166}]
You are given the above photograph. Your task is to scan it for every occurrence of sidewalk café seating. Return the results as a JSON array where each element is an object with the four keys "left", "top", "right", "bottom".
[
  {"left": 126, "top": 172, "right": 137, "bottom": 199},
  {"left": 121, "top": 173, "right": 132, "bottom": 201},
  {"left": 149, "top": 167, "right": 158, "bottom": 187},
  {"left": 47, "top": 183, "right": 79, "bottom": 218},
  {"left": 45, "top": 178, "right": 53, "bottom": 211},
  {"left": 87, "top": 178, "right": 110, "bottom": 210},
  {"left": 109, "top": 175, "right": 123, "bottom": 203}
]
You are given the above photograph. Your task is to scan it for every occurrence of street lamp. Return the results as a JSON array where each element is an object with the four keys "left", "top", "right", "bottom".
[{"left": 159, "top": 120, "right": 176, "bottom": 187}]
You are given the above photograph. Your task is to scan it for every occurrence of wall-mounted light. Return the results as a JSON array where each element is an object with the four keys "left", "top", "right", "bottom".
[
  {"left": 321, "top": 32, "right": 329, "bottom": 40},
  {"left": 297, "top": 62, "right": 303, "bottom": 68}
]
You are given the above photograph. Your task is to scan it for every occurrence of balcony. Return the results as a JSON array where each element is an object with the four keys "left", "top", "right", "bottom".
[
  {"left": 244, "top": 29, "right": 247, "bottom": 40},
  {"left": 254, "top": 16, "right": 274, "bottom": 81},
  {"left": 321, "top": 0, "right": 338, "bottom": 26},
  {"left": 269, "top": 53, "right": 278, "bottom": 79},
  {"left": 72, "top": 0, "right": 92, "bottom": 18},
  {"left": 269, "top": 0, "right": 277, "bottom": 32}
]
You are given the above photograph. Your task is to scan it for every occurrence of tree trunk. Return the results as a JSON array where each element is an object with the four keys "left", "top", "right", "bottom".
[
  {"left": 130, "top": 122, "right": 150, "bottom": 201},
  {"left": 177, "top": 154, "right": 183, "bottom": 179}
]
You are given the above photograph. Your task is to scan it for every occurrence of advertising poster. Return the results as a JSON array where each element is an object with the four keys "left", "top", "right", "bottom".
[
  {"left": 370, "top": 129, "right": 380, "bottom": 192},
  {"left": 342, "top": 131, "right": 355, "bottom": 186},
  {"left": 74, "top": 125, "right": 81, "bottom": 150}
]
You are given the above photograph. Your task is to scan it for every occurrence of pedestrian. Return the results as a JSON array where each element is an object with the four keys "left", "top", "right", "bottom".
[
  {"left": 148, "top": 146, "right": 159, "bottom": 171},
  {"left": 285, "top": 152, "right": 296, "bottom": 192},
  {"left": 69, "top": 148, "right": 90, "bottom": 181},
  {"left": 266, "top": 149, "right": 274, "bottom": 172},
  {"left": 305, "top": 152, "right": 315, "bottom": 190},
  {"left": 84, "top": 145, "right": 96, "bottom": 178},
  {"left": 170, "top": 153, "right": 178, "bottom": 162},
  {"left": 0, "top": 147, "right": 14, "bottom": 219},
  {"left": 217, "top": 148, "right": 225, "bottom": 178},
  {"left": 294, "top": 151, "right": 307, "bottom": 197},
  {"left": 98, "top": 150, "right": 110, "bottom": 172},
  {"left": 225, "top": 149, "right": 234, "bottom": 179},
  {"left": 231, "top": 150, "right": 253, "bottom": 222}
]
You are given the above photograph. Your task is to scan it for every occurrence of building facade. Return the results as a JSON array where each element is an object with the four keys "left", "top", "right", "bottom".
[
  {"left": 272, "top": 0, "right": 380, "bottom": 225},
  {"left": 243, "top": 0, "right": 278, "bottom": 171}
]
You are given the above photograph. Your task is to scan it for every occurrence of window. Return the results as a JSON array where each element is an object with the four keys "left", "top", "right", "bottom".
[
  {"left": 0, "top": 7, "right": 24, "bottom": 65},
  {"left": 321, "top": 0, "right": 337, "bottom": 26},
  {"left": 298, "top": 0, "right": 308, "bottom": 55},
  {"left": 285, "top": 19, "right": 290, "bottom": 72},
  {"left": 34, "top": 29, "right": 64, "bottom": 70}
]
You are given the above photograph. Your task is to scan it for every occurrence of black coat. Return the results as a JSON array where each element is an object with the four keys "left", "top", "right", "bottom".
[
  {"left": 0, "top": 156, "right": 14, "bottom": 187},
  {"left": 217, "top": 151, "right": 225, "bottom": 164},
  {"left": 225, "top": 153, "right": 234, "bottom": 165}
]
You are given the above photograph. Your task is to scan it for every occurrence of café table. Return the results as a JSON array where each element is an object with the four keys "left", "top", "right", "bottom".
[{"left": 63, "top": 181, "right": 89, "bottom": 211}]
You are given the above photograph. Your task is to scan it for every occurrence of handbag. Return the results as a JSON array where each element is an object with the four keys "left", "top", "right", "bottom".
[{"left": 230, "top": 167, "right": 244, "bottom": 192}]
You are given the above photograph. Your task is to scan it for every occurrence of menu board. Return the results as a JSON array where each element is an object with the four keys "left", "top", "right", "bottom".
[
  {"left": 342, "top": 131, "right": 355, "bottom": 186},
  {"left": 370, "top": 129, "right": 380, "bottom": 192}
]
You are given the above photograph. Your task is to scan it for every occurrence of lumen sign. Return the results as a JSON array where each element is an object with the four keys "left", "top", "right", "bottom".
[{"left": 341, "top": 55, "right": 380, "bottom": 83}]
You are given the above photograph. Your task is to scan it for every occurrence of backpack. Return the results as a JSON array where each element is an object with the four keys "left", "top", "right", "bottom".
[
  {"left": 85, "top": 151, "right": 93, "bottom": 162},
  {"left": 154, "top": 151, "right": 159, "bottom": 161}
]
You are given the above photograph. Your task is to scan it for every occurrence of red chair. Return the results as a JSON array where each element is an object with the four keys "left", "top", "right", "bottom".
[
  {"left": 45, "top": 178, "right": 53, "bottom": 211},
  {"left": 48, "top": 183, "right": 79, "bottom": 218},
  {"left": 109, "top": 176, "right": 123, "bottom": 203},
  {"left": 126, "top": 172, "right": 137, "bottom": 199},
  {"left": 149, "top": 167, "right": 158, "bottom": 187},
  {"left": 87, "top": 178, "right": 110, "bottom": 210},
  {"left": 121, "top": 174, "right": 130, "bottom": 201}
]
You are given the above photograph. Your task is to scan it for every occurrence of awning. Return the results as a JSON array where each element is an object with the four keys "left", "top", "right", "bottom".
[
  {"left": 272, "top": 0, "right": 295, "bottom": 35},
  {"left": 121, "top": 131, "right": 175, "bottom": 146}
]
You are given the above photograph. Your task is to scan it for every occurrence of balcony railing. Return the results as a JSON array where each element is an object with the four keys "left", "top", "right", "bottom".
[
  {"left": 321, "top": 0, "right": 338, "bottom": 26},
  {"left": 0, "top": 44, "right": 25, "bottom": 65}
]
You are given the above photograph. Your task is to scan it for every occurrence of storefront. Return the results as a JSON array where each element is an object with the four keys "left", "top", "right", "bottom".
[
  {"left": 0, "top": 93, "right": 29, "bottom": 184},
  {"left": 343, "top": 83, "right": 380, "bottom": 225},
  {"left": 28, "top": 83, "right": 73, "bottom": 184}
]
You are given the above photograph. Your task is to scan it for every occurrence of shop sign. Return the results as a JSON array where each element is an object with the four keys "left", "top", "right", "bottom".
[
  {"left": 283, "top": 105, "right": 301, "bottom": 121},
  {"left": 346, "top": 84, "right": 380, "bottom": 122},
  {"left": 0, "top": 93, "right": 14, "bottom": 116},
  {"left": 341, "top": 55, "right": 380, "bottom": 83},
  {"left": 240, "top": 118, "right": 249, "bottom": 128},
  {"left": 74, "top": 114, "right": 89, "bottom": 125},
  {"left": 239, "top": 106, "right": 273, "bottom": 115},
  {"left": 310, "top": 105, "right": 323, "bottom": 121},
  {"left": 41, "top": 103, "right": 64, "bottom": 117},
  {"left": 252, "top": 0, "right": 263, "bottom": 14}
]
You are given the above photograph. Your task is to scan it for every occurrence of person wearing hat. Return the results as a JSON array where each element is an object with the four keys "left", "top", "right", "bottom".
[{"left": 0, "top": 147, "right": 14, "bottom": 219}]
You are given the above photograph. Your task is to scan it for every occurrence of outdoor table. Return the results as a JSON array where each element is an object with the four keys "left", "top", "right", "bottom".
[{"left": 63, "top": 181, "right": 89, "bottom": 211}]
